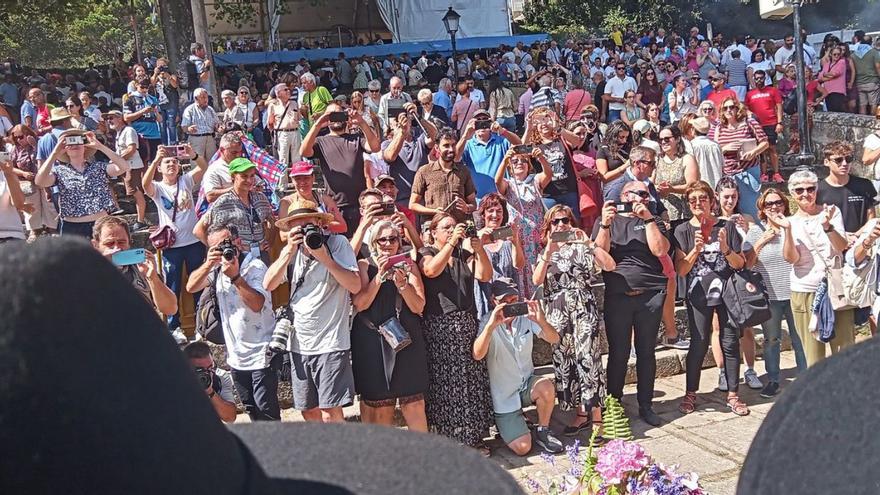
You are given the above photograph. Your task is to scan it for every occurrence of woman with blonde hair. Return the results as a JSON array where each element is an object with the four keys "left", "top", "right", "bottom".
[
  {"left": 522, "top": 107, "right": 583, "bottom": 219},
  {"left": 714, "top": 97, "right": 768, "bottom": 218},
  {"left": 533, "top": 204, "right": 615, "bottom": 436}
]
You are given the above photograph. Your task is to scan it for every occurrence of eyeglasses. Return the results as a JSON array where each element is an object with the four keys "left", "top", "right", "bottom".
[
  {"left": 763, "top": 199, "right": 786, "bottom": 208},
  {"left": 627, "top": 190, "right": 651, "bottom": 199},
  {"left": 550, "top": 217, "right": 571, "bottom": 226},
  {"left": 691, "top": 76, "right": 700, "bottom": 80},
  {"left": 13, "top": 134, "right": 25, "bottom": 140},
  {"left": 688, "top": 195, "right": 711, "bottom": 205},
  {"left": 646, "top": 72, "right": 655, "bottom": 77},
  {"left": 238, "top": 91, "right": 249, "bottom": 95},
  {"left": 830, "top": 155, "right": 853, "bottom": 164},
  {"left": 709, "top": 77, "right": 721, "bottom": 82},
  {"left": 700, "top": 107, "right": 714, "bottom": 113},
  {"left": 616, "top": 66, "right": 625, "bottom": 70},
  {"left": 635, "top": 159, "right": 656, "bottom": 166},
  {"left": 376, "top": 236, "right": 400, "bottom": 244},
  {"left": 722, "top": 105, "right": 736, "bottom": 111},
  {"left": 369, "top": 89, "right": 380, "bottom": 93},
  {"left": 659, "top": 136, "right": 674, "bottom": 143},
  {"left": 793, "top": 186, "right": 817, "bottom": 195}
]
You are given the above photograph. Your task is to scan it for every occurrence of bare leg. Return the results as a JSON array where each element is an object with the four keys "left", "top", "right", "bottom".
[
  {"left": 400, "top": 400, "right": 428, "bottom": 432},
  {"left": 363, "top": 405, "right": 395, "bottom": 426},
  {"left": 711, "top": 312, "right": 723, "bottom": 369},
  {"left": 530, "top": 378, "right": 556, "bottom": 427},
  {"left": 301, "top": 408, "right": 323, "bottom": 422},
  {"left": 320, "top": 407, "right": 345, "bottom": 423},
  {"left": 662, "top": 277, "right": 677, "bottom": 339},
  {"left": 741, "top": 327, "right": 756, "bottom": 369}
]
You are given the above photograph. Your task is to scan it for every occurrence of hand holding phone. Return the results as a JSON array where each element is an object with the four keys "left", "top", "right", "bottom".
[
  {"left": 502, "top": 302, "right": 529, "bottom": 318},
  {"left": 111, "top": 248, "right": 147, "bottom": 267},
  {"left": 614, "top": 202, "right": 633, "bottom": 214}
]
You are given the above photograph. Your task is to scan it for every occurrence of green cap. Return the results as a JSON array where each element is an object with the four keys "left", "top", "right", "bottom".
[{"left": 228, "top": 157, "right": 257, "bottom": 174}]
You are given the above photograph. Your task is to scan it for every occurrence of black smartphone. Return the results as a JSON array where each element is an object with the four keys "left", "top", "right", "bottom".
[
  {"left": 377, "top": 202, "right": 396, "bottom": 216},
  {"left": 512, "top": 144, "right": 533, "bottom": 155},
  {"left": 474, "top": 120, "right": 492, "bottom": 130},
  {"left": 502, "top": 302, "right": 529, "bottom": 318},
  {"left": 549, "top": 231, "right": 577, "bottom": 243},
  {"left": 615, "top": 202, "right": 634, "bottom": 213},
  {"left": 490, "top": 225, "right": 513, "bottom": 241},
  {"left": 329, "top": 111, "right": 349, "bottom": 123},
  {"left": 387, "top": 106, "right": 405, "bottom": 119}
]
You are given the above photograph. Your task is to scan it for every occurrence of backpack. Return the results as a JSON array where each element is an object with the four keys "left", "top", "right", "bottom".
[
  {"left": 178, "top": 59, "right": 200, "bottom": 90},
  {"left": 195, "top": 269, "right": 225, "bottom": 344},
  {"left": 722, "top": 269, "right": 772, "bottom": 328},
  {"left": 783, "top": 90, "right": 798, "bottom": 115}
]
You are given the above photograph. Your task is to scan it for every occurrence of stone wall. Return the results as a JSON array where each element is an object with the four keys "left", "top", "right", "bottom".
[{"left": 797, "top": 112, "right": 880, "bottom": 178}]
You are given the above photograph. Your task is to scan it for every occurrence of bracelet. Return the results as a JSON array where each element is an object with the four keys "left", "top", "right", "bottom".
[
  {"left": 643, "top": 217, "right": 656, "bottom": 225},
  {"left": 229, "top": 274, "right": 241, "bottom": 284},
  {"left": 599, "top": 223, "right": 611, "bottom": 229},
  {"left": 823, "top": 225, "right": 833, "bottom": 233},
  {"left": 193, "top": 153, "right": 200, "bottom": 161}
]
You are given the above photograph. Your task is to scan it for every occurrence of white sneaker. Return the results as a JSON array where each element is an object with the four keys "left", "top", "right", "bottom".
[
  {"left": 171, "top": 328, "right": 189, "bottom": 345},
  {"left": 744, "top": 369, "right": 763, "bottom": 390}
]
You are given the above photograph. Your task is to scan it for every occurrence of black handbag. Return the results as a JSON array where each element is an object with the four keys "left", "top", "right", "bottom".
[
  {"left": 723, "top": 269, "right": 772, "bottom": 328},
  {"left": 195, "top": 268, "right": 225, "bottom": 344}
]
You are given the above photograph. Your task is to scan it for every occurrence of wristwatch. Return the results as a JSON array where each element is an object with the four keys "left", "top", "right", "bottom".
[
  {"left": 229, "top": 274, "right": 241, "bottom": 284},
  {"left": 823, "top": 225, "right": 834, "bottom": 233},
  {"left": 643, "top": 217, "right": 656, "bottom": 225},
  {"left": 599, "top": 223, "right": 611, "bottom": 230}
]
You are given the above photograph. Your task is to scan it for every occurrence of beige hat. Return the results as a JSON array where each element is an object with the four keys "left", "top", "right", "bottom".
[
  {"left": 275, "top": 197, "right": 334, "bottom": 231},
  {"left": 631, "top": 119, "right": 652, "bottom": 135},
  {"left": 49, "top": 107, "right": 73, "bottom": 123},
  {"left": 691, "top": 117, "right": 711, "bottom": 135}
]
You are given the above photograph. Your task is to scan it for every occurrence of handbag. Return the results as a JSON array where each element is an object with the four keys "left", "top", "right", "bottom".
[
  {"left": 722, "top": 269, "right": 771, "bottom": 328},
  {"left": 149, "top": 182, "right": 180, "bottom": 250},
  {"left": 357, "top": 295, "right": 411, "bottom": 353},
  {"left": 195, "top": 268, "right": 225, "bottom": 344},
  {"left": 802, "top": 225, "right": 862, "bottom": 310}
]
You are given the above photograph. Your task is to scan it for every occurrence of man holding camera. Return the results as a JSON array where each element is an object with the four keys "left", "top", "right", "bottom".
[
  {"left": 409, "top": 128, "right": 478, "bottom": 225},
  {"left": 456, "top": 110, "right": 522, "bottom": 199},
  {"left": 472, "top": 278, "right": 563, "bottom": 455},
  {"left": 381, "top": 101, "right": 437, "bottom": 214},
  {"left": 183, "top": 341, "right": 237, "bottom": 423},
  {"left": 186, "top": 222, "right": 279, "bottom": 421},
  {"left": 300, "top": 103, "right": 380, "bottom": 237},
  {"left": 264, "top": 198, "right": 361, "bottom": 423},
  {"left": 602, "top": 146, "right": 667, "bottom": 220}
]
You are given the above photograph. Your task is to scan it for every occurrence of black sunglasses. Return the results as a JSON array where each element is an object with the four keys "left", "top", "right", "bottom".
[
  {"left": 375, "top": 236, "right": 400, "bottom": 244},
  {"left": 830, "top": 155, "right": 853, "bottom": 164},
  {"left": 551, "top": 217, "right": 571, "bottom": 226},
  {"left": 627, "top": 190, "right": 651, "bottom": 198},
  {"left": 793, "top": 186, "right": 817, "bottom": 194},
  {"left": 659, "top": 136, "right": 674, "bottom": 143},
  {"left": 763, "top": 199, "right": 786, "bottom": 208}
]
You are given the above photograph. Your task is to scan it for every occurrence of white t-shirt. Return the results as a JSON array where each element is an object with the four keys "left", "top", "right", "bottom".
[
  {"left": 864, "top": 133, "right": 880, "bottom": 180},
  {"left": 604, "top": 76, "right": 638, "bottom": 110},
  {"left": 202, "top": 159, "right": 231, "bottom": 198},
  {"left": 287, "top": 234, "right": 359, "bottom": 355},
  {"left": 215, "top": 368, "right": 236, "bottom": 403},
  {"left": 115, "top": 126, "right": 144, "bottom": 170},
  {"left": 789, "top": 209, "right": 845, "bottom": 293},
  {"left": 216, "top": 254, "right": 275, "bottom": 370},
  {"left": 469, "top": 89, "right": 486, "bottom": 106},
  {"left": 148, "top": 172, "right": 200, "bottom": 248},
  {"left": 0, "top": 174, "right": 25, "bottom": 240}
]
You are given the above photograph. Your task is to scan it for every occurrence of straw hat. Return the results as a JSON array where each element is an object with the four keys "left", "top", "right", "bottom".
[
  {"left": 49, "top": 107, "right": 73, "bottom": 123},
  {"left": 275, "top": 197, "right": 334, "bottom": 231}
]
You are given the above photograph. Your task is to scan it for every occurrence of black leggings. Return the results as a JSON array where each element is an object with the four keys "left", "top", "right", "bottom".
[
  {"left": 685, "top": 302, "right": 740, "bottom": 393},
  {"left": 824, "top": 92, "right": 847, "bottom": 113},
  {"left": 604, "top": 289, "right": 665, "bottom": 408}
]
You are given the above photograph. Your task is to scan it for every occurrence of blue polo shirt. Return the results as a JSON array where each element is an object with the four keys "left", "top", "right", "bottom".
[
  {"left": 461, "top": 133, "right": 510, "bottom": 199},
  {"left": 432, "top": 90, "right": 453, "bottom": 119}
]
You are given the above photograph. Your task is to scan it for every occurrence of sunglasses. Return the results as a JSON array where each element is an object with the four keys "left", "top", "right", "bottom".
[
  {"left": 551, "top": 217, "right": 571, "bottom": 226},
  {"left": 709, "top": 77, "right": 721, "bottom": 82},
  {"left": 376, "top": 236, "right": 400, "bottom": 244},
  {"left": 830, "top": 155, "right": 853, "bottom": 164},
  {"left": 688, "top": 195, "right": 711, "bottom": 205},
  {"left": 722, "top": 105, "right": 736, "bottom": 111},
  {"left": 700, "top": 107, "right": 714, "bottom": 113},
  {"left": 691, "top": 77, "right": 700, "bottom": 80},
  {"left": 369, "top": 89, "right": 380, "bottom": 93},
  {"left": 616, "top": 67, "right": 625, "bottom": 70},
  {"left": 13, "top": 134, "right": 25, "bottom": 140},
  {"left": 763, "top": 199, "right": 786, "bottom": 208},
  {"left": 659, "top": 136, "right": 674, "bottom": 143},
  {"left": 636, "top": 159, "right": 656, "bottom": 166},
  {"left": 793, "top": 186, "right": 816, "bottom": 195},
  {"left": 627, "top": 190, "right": 651, "bottom": 198}
]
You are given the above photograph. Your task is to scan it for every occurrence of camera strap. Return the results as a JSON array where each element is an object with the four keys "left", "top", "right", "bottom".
[{"left": 287, "top": 254, "right": 315, "bottom": 307}]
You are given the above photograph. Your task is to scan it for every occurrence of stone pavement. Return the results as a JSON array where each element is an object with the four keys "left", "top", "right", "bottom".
[{"left": 235, "top": 347, "right": 808, "bottom": 494}]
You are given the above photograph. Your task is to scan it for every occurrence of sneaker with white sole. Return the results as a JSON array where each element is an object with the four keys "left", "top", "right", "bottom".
[
  {"left": 661, "top": 335, "right": 691, "bottom": 350},
  {"left": 171, "top": 328, "right": 189, "bottom": 345},
  {"left": 744, "top": 369, "right": 763, "bottom": 390},
  {"left": 535, "top": 427, "right": 564, "bottom": 454},
  {"left": 718, "top": 369, "right": 728, "bottom": 392}
]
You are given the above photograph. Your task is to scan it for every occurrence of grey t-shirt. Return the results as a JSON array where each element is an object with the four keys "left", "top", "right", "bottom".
[{"left": 287, "top": 234, "right": 359, "bottom": 355}]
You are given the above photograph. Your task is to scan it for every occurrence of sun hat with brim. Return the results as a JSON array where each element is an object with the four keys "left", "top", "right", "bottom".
[
  {"left": 691, "top": 117, "right": 711, "bottom": 134},
  {"left": 632, "top": 119, "right": 653, "bottom": 135},
  {"left": 228, "top": 157, "right": 257, "bottom": 174},
  {"left": 103, "top": 110, "right": 124, "bottom": 119},
  {"left": 49, "top": 107, "right": 73, "bottom": 123},
  {"left": 289, "top": 161, "right": 314, "bottom": 177},
  {"left": 276, "top": 198, "right": 334, "bottom": 231}
]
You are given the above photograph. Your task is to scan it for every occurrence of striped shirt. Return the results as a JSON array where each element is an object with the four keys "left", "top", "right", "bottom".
[
  {"left": 529, "top": 86, "right": 563, "bottom": 113},
  {"left": 745, "top": 223, "right": 791, "bottom": 301},
  {"left": 713, "top": 118, "right": 767, "bottom": 175},
  {"left": 204, "top": 191, "right": 273, "bottom": 246}
]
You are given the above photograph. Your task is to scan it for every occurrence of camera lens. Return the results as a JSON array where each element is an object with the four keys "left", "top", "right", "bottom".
[{"left": 302, "top": 223, "right": 325, "bottom": 250}]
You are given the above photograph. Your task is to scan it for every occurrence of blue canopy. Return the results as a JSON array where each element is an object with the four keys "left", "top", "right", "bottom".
[{"left": 213, "top": 33, "right": 550, "bottom": 67}]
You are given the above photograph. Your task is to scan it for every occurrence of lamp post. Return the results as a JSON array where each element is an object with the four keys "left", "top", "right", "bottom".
[
  {"left": 783, "top": 0, "right": 815, "bottom": 169},
  {"left": 442, "top": 7, "right": 461, "bottom": 85}
]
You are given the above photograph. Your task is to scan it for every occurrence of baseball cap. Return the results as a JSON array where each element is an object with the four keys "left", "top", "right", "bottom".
[
  {"left": 473, "top": 109, "right": 491, "bottom": 119},
  {"left": 490, "top": 277, "right": 519, "bottom": 299},
  {"left": 375, "top": 174, "right": 396, "bottom": 186},
  {"left": 289, "top": 161, "right": 314, "bottom": 177},
  {"left": 228, "top": 157, "right": 257, "bottom": 174}
]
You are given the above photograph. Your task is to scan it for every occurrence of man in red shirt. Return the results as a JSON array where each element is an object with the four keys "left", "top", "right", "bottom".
[
  {"left": 704, "top": 71, "right": 738, "bottom": 110},
  {"left": 745, "top": 69, "right": 783, "bottom": 183}
]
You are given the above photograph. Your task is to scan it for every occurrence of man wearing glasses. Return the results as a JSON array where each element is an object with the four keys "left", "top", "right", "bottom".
[
  {"left": 704, "top": 71, "right": 738, "bottom": 110},
  {"left": 602, "top": 146, "right": 668, "bottom": 222},
  {"left": 378, "top": 76, "right": 413, "bottom": 131},
  {"left": 816, "top": 140, "right": 877, "bottom": 237},
  {"left": 602, "top": 63, "right": 637, "bottom": 123}
]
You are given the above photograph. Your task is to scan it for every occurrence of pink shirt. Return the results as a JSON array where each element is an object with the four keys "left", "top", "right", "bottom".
[
  {"left": 819, "top": 59, "right": 846, "bottom": 95},
  {"left": 563, "top": 89, "right": 592, "bottom": 122},
  {"left": 451, "top": 95, "right": 478, "bottom": 132}
]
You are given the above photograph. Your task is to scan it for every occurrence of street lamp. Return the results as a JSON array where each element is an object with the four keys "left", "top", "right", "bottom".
[
  {"left": 782, "top": 0, "right": 816, "bottom": 169},
  {"left": 442, "top": 7, "right": 461, "bottom": 84}
]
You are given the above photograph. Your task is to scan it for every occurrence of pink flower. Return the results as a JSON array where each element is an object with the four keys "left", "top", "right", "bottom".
[{"left": 594, "top": 440, "right": 650, "bottom": 484}]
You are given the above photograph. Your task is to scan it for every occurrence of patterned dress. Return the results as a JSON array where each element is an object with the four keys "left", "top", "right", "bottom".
[
  {"left": 654, "top": 154, "right": 690, "bottom": 222},
  {"left": 503, "top": 175, "right": 543, "bottom": 298},
  {"left": 542, "top": 242, "right": 606, "bottom": 410}
]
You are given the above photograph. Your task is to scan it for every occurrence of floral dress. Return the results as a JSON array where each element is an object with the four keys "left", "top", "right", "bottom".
[
  {"left": 503, "top": 174, "right": 544, "bottom": 298},
  {"left": 654, "top": 154, "right": 689, "bottom": 221},
  {"left": 542, "top": 242, "right": 605, "bottom": 410}
]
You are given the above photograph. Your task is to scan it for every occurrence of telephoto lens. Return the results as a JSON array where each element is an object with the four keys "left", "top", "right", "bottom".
[
  {"left": 217, "top": 239, "right": 238, "bottom": 261},
  {"left": 268, "top": 316, "right": 293, "bottom": 354},
  {"left": 301, "top": 223, "right": 325, "bottom": 250},
  {"left": 195, "top": 367, "right": 213, "bottom": 389}
]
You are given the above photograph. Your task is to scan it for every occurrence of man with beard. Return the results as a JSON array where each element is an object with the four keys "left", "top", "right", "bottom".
[
  {"left": 744, "top": 70, "right": 784, "bottom": 184},
  {"left": 300, "top": 103, "right": 380, "bottom": 237},
  {"left": 409, "top": 128, "right": 477, "bottom": 224}
]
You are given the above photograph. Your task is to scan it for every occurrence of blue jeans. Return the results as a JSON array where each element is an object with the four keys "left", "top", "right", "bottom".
[
  {"left": 762, "top": 299, "right": 807, "bottom": 383},
  {"left": 732, "top": 165, "right": 761, "bottom": 218},
  {"left": 160, "top": 107, "right": 179, "bottom": 145},
  {"left": 607, "top": 109, "right": 622, "bottom": 123},
  {"left": 497, "top": 116, "right": 516, "bottom": 133},
  {"left": 541, "top": 191, "right": 580, "bottom": 221},
  {"left": 161, "top": 241, "right": 206, "bottom": 330},
  {"left": 251, "top": 126, "right": 266, "bottom": 148}
]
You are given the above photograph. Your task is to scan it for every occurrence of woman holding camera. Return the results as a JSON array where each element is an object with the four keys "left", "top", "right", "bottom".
[
  {"left": 418, "top": 211, "right": 493, "bottom": 454},
  {"left": 673, "top": 181, "right": 749, "bottom": 417},
  {"left": 34, "top": 129, "right": 131, "bottom": 238},
  {"left": 523, "top": 107, "right": 583, "bottom": 217},
  {"left": 351, "top": 220, "right": 428, "bottom": 431},
  {"left": 533, "top": 204, "right": 615, "bottom": 436},
  {"left": 474, "top": 193, "right": 525, "bottom": 320}
]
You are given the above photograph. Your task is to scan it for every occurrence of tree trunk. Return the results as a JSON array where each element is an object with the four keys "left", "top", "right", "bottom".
[{"left": 157, "top": 0, "right": 196, "bottom": 70}]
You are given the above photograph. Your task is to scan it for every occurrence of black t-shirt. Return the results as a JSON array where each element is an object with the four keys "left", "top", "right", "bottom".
[
  {"left": 591, "top": 215, "right": 669, "bottom": 294},
  {"left": 310, "top": 133, "right": 368, "bottom": 210},
  {"left": 673, "top": 219, "right": 743, "bottom": 306},
  {"left": 537, "top": 140, "right": 578, "bottom": 198},
  {"left": 816, "top": 178, "right": 877, "bottom": 233},
  {"left": 417, "top": 245, "right": 475, "bottom": 316},
  {"left": 596, "top": 143, "right": 631, "bottom": 173}
]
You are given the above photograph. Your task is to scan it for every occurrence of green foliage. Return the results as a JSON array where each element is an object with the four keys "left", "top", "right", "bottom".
[
  {"left": 522, "top": 0, "right": 702, "bottom": 38},
  {"left": 601, "top": 396, "right": 633, "bottom": 441}
]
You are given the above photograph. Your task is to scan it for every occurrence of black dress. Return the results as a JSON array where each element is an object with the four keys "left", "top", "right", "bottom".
[{"left": 350, "top": 263, "right": 428, "bottom": 404}]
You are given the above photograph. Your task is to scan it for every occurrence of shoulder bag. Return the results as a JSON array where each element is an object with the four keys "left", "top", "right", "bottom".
[
  {"left": 149, "top": 181, "right": 180, "bottom": 250},
  {"left": 801, "top": 225, "right": 871, "bottom": 310},
  {"left": 723, "top": 268, "right": 771, "bottom": 328},
  {"left": 195, "top": 268, "right": 225, "bottom": 344}
]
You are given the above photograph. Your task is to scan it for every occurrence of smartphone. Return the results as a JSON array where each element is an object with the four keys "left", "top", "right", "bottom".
[
  {"left": 474, "top": 120, "right": 492, "bottom": 130},
  {"left": 111, "top": 248, "right": 146, "bottom": 267},
  {"left": 329, "top": 111, "right": 349, "bottom": 123},
  {"left": 65, "top": 136, "right": 85, "bottom": 146},
  {"left": 387, "top": 106, "right": 405, "bottom": 119},
  {"left": 700, "top": 217, "right": 713, "bottom": 241},
  {"left": 614, "top": 202, "right": 634, "bottom": 213},
  {"left": 502, "top": 302, "right": 529, "bottom": 318},
  {"left": 550, "top": 231, "right": 577, "bottom": 243},
  {"left": 0, "top": 151, "right": 10, "bottom": 162},
  {"left": 377, "top": 202, "right": 396, "bottom": 216},
  {"left": 512, "top": 144, "right": 533, "bottom": 155},
  {"left": 383, "top": 253, "right": 411, "bottom": 270},
  {"left": 490, "top": 225, "right": 513, "bottom": 241}
]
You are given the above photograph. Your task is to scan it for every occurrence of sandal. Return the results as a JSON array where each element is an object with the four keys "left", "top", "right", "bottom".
[
  {"left": 726, "top": 395, "right": 750, "bottom": 416},
  {"left": 679, "top": 392, "right": 697, "bottom": 415},
  {"left": 563, "top": 413, "right": 591, "bottom": 437}
]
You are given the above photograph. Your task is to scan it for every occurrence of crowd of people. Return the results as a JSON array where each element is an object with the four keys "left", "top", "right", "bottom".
[{"left": 1, "top": 24, "right": 880, "bottom": 459}]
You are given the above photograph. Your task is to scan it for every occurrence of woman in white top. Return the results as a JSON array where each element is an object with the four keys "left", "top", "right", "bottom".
[
  {"left": 0, "top": 157, "right": 32, "bottom": 242},
  {"left": 777, "top": 170, "right": 853, "bottom": 367},
  {"left": 862, "top": 106, "right": 880, "bottom": 192},
  {"left": 747, "top": 50, "right": 775, "bottom": 89},
  {"left": 667, "top": 75, "right": 699, "bottom": 124},
  {"left": 142, "top": 144, "right": 209, "bottom": 333}
]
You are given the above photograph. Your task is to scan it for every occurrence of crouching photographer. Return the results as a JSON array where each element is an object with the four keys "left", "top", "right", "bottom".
[
  {"left": 264, "top": 197, "right": 361, "bottom": 423},
  {"left": 184, "top": 341, "right": 237, "bottom": 423}
]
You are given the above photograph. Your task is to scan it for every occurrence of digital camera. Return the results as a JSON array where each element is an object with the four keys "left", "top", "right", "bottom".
[
  {"left": 301, "top": 223, "right": 325, "bottom": 250},
  {"left": 216, "top": 239, "right": 238, "bottom": 261}
]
